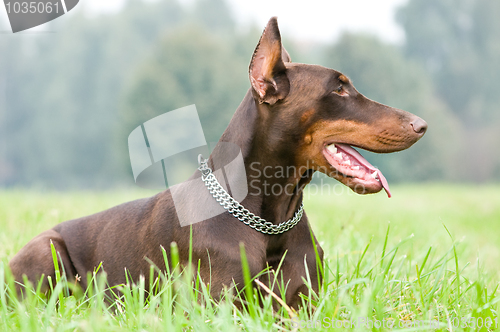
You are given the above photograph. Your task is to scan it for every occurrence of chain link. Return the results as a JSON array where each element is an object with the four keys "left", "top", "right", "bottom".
[{"left": 198, "top": 154, "right": 303, "bottom": 235}]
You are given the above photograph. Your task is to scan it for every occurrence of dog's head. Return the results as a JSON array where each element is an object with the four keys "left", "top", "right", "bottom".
[{"left": 249, "top": 17, "right": 427, "bottom": 197}]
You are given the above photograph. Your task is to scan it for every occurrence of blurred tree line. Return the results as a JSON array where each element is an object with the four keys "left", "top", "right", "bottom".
[{"left": 0, "top": 0, "right": 498, "bottom": 188}]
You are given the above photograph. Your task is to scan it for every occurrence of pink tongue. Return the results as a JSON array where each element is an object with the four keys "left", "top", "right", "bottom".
[{"left": 336, "top": 144, "right": 392, "bottom": 198}]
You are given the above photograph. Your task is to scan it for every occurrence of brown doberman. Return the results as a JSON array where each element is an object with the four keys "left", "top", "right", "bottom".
[{"left": 9, "top": 17, "right": 426, "bottom": 308}]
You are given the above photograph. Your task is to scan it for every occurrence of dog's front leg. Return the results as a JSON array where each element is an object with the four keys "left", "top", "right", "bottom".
[{"left": 263, "top": 222, "right": 324, "bottom": 309}]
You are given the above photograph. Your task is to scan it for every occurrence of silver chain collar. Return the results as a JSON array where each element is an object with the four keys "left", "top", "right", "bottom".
[{"left": 197, "top": 155, "right": 304, "bottom": 235}]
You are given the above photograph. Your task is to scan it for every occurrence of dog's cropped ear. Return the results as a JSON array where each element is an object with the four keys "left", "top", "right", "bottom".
[
  {"left": 249, "top": 17, "right": 290, "bottom": 105},
  {"left": 281, "top": 46, "right": 292, "bottom": 63}
]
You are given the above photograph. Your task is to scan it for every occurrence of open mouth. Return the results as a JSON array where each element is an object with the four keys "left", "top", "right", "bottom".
[{"left": 322, "top": 143, "right": 392, "bottom": 198}]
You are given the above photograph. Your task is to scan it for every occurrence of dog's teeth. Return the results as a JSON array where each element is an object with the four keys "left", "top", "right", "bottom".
[
  {"left": 327, "top": 144, "right": 337, "bottom": 154},
  {"left": 371, "top": 171, "right": 378, "bottom": 179},
  {"left": 334, "top": 153, "right": 343, "bottom": 160},
  {"left": 352, "top": 166, "right": 360, "bottom": 170},
  {"left": 345, "top": 160, "right": 351, "bottom": 165}
]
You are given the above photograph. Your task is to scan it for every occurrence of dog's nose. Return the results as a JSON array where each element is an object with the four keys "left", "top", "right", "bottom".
[{"left": 410, "top": 117, "right": 427, "bottom": 135}]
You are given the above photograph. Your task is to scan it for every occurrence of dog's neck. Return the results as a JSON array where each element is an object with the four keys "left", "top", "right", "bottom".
[{"left": 211, "top": 90, "right": 312, "bottom": 225}]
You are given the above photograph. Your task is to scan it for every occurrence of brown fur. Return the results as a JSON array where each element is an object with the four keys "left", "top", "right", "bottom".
[
  {"left": 9, "top": 17, "right": 426, "bottom": 308},
  {"left": 338, "top": 74, "right": 349, "bottom": 83}
]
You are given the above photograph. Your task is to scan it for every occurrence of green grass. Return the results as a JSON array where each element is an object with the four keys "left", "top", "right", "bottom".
[{"left": 0, "top": 184, "right": 499, "bottom": 331}]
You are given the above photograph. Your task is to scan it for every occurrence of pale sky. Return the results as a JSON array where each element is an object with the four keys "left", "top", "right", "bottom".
[
  {"left": 1, "top": 0, "right": 408, "bottom": 43},
  {"left": 226, "top": 0, "right": 408, "bottom": 43},
  {"left": 82, "top": 0, "right": 408, "bottom": 44}
]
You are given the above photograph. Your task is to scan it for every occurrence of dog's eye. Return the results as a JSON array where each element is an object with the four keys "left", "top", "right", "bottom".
[{"left": 333, "top": 86, "right": 343, "bottom": 94}]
